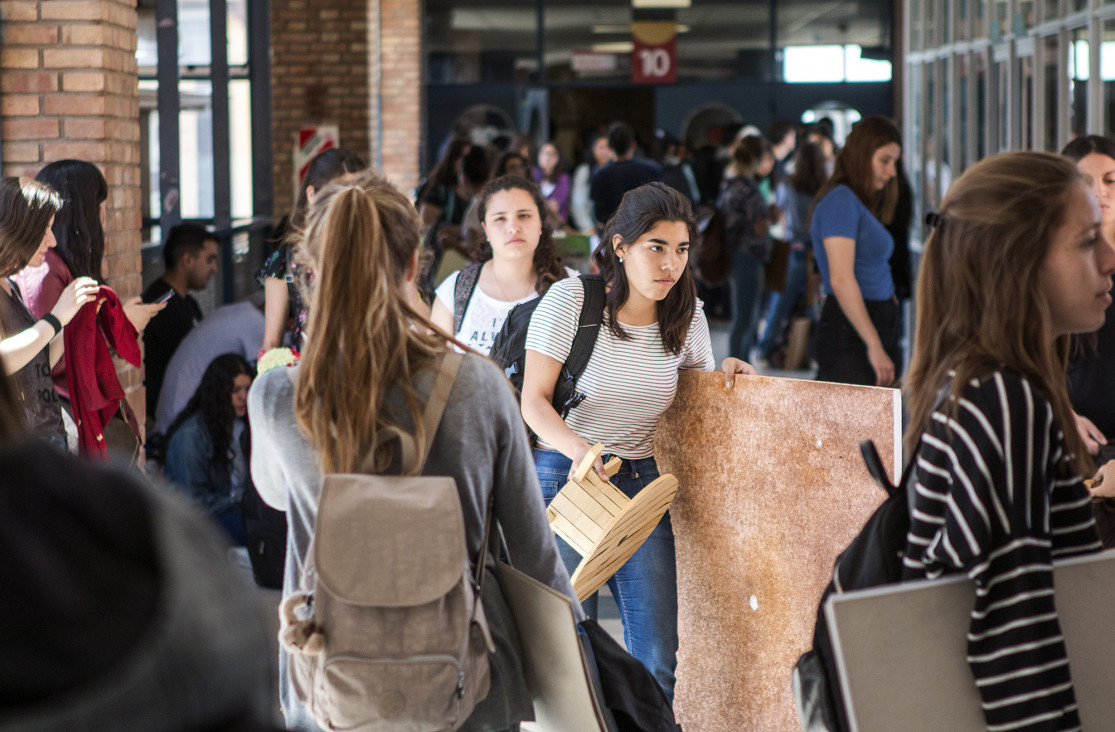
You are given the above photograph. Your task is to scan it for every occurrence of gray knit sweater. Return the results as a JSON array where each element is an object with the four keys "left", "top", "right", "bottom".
[{"left": 248, "top": 352, "right": 582, "bottom": 731}]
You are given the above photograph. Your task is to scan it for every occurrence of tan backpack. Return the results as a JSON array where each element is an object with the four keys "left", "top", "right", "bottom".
[{"left": 278, "top": 353, "right": 496, "bottom": 731}]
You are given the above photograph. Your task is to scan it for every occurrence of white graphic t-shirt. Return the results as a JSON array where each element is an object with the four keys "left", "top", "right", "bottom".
[{"left": 434, "top": 266, "right": 577, "bottom": 353}]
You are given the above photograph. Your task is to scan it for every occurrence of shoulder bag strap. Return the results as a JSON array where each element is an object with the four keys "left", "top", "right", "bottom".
[
  {"left": 453, "top": 262, "right": 484, "bottom": 335},
  {"left": 562, "top": 274, "right": 606, "bottom": 382}
]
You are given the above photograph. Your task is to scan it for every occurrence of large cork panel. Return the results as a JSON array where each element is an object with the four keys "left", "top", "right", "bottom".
[{"left": 654, "top": 371, "right": 901, "bottom": 732}]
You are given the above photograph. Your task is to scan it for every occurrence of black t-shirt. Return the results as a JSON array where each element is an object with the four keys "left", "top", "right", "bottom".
[
  {"left": 1068, "top": 299, "right": 1115, "bottom": 439},
  {"left": 0, "top": 280, "right": 64, "bottom": 440},
  {"left": 141, "top": 278, "right": 202, "bottom": 417},
  {"left": 590, "top": 159, "right": 662, "bottom": 228}
]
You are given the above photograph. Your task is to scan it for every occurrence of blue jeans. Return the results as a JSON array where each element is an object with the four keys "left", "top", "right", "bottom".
[
  {"left": 757, "top": 246, "right": 809, "bottom": 361},
  {"left": 533, "top": 447, "right": 678, "bottom": 702},
  {"left": 728, "top": 247, "right": 766, "bottom": 359}
]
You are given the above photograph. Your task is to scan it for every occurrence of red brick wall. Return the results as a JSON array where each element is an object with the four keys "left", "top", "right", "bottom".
[
  {"left": 373, "top": 0, "right": 421, "bottom": 195},
  {"left": 270, "top": 0, "right": 423, "bottom": 214},
  {"left": 0, "top": 0, "right": 144, "bottom": 420},
  {"left": 270, "top": 0, "right": 372, "bottom": 218}
]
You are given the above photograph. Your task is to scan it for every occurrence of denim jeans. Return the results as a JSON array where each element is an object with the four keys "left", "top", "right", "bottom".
[
  {"left": 728, "top": 247, "right": 766, "bottom": 360},
  {"left": 533, "top": 447, "right": 678, "bottom": 702},
  {"left": 757, "top": 247, "right": 809, "bottom": 361}
]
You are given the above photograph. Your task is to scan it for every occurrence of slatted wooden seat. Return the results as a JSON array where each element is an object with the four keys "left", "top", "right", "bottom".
[{"left": 547, "top": 442, "right": 679, "bottom": 601}]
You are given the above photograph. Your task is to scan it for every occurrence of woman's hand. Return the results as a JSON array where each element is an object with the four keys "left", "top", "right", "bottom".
[
  {"left": 122, "top": 296, "right": 166, "bottom": 333},
  {"left": 866, "top": 341, "right": 895, "bottom": 387},
  {"left": 1089, "top": 461, "right": 1115, "bottom": 499},
  {"left": 50, "top": 276, "right": 99, "bottom": 326},
  {"left": 1074, "top": 412, "right": 1107, "bottom": 456},
  {"left": 570, "top": 441, "right": 608, "bottom": 482},
  {"left": 720, "top": 357, "right": 756, "bottom": 388}
]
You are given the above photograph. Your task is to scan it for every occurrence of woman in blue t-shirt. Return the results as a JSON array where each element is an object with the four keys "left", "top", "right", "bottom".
[{"left": 809, "top": 116, "right": 903, "bottom": 386}]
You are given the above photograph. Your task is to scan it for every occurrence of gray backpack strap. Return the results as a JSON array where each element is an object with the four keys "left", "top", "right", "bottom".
[
  {"left": 359, "top": 352, "right": 463, "bottom": 476},
  {"left": 453, "top": 263, "right": 484, "bottom": 335}
]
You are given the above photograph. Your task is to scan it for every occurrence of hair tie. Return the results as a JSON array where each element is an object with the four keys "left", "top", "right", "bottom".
[{"left": 924, "top": 211, "right": 944, "bottom": 230}]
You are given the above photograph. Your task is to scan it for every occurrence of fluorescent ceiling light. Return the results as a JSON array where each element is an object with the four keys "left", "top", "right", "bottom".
[
  {"left": 632, "top": 0, "right": 691, "bottom": 7},
  {"left": 591, "top": 41, "right": 636, "bottom": 53},
  {"left": 591, "top": 23, "right": 690, "bottom": 33}
]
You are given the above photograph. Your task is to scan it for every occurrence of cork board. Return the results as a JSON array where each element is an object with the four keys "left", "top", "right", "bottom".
[{"left": 654, "top": 371, "right": 901, "bottom": 732}]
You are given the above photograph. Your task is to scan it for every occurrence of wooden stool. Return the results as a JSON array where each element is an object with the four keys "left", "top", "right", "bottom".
[{"left": 547, "top": 443, "right": 679, "bottom": 602}]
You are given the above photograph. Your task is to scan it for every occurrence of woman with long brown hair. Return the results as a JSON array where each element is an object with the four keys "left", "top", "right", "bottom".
[
  {"left": 809, "top": 115, "right": 902, "bottom": 386},
  {"left": 430, "top": 175, "right": 571, "bottom": 350},
  {"left": 521, "top": 181, "right": 754, "bottom": 701},
  {"left": 901, "top": 152, "right": 1112, "bottom": 730},
  {"left": 249, "top": 170, "right": 580, "bottom": 732},
  {"left": 0, "top": 177, "right": 98, "bottom": 449}
]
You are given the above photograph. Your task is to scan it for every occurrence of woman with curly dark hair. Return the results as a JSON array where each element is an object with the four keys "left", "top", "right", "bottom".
[
  {"left": 164, "top": 353, "right": 254, "bottom": 544},
  {"left": 430, "top": 175, "right": 573, "bottom": 350}
]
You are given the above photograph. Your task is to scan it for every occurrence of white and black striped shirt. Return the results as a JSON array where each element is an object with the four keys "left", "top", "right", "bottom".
[
  {"left": 525, "top": 277, "right": 715, "bottom": 458},
  {"left": 902, "top": 370, "right": 1101, "bottom": 732}
]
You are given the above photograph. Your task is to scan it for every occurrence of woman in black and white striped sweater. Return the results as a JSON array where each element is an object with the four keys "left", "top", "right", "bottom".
[{"left": 902, "top": 152, "right": 1115, "bottom": 731}]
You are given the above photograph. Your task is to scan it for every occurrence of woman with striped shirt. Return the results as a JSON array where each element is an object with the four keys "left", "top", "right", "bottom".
[
  {"left": 521, "top": 182, "right": 755, "bottom": 700},
  {"left": 902, "top": 152, "right": 1113, "bottom": 731}
]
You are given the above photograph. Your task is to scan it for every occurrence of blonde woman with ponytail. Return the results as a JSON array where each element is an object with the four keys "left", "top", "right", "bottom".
[{"left": 248, "top": 171, "right": 581, "bottom": 732}]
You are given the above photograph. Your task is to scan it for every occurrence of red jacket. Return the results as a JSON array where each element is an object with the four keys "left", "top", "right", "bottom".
[{"left": 63, "top": 287, "right": 142, "bottom": 459}]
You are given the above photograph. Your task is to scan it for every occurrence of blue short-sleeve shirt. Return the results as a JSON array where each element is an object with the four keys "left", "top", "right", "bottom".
[{"left": 810, "top": 184, "right": 895, "bottom": 300}]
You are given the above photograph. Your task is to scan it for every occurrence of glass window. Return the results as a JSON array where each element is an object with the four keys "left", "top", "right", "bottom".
[
  {"left": 1070, "top": 0, "right": 1087, "bottom": 11},
  {"left": 229, "top": 79, "right": 253, "bottom": 220},
  {"left": 1104, "top": 20, "right": 1115, "bottom": 136},
  {"left": 925, "top": 62, "right": 938, "bottom": 210},
  {"left": 975, "top": 52, "right": 988, "bottom": 160},
  {"left": 959, "top": 55, "right": 970, "bottom": 172},
  {"left": 426, "top": 0, "right": 539, "bottom": 83},
  {"left": 227, "top": 0, "right": 248, "bottom": 67},
  {"left": 1019, "top": 55, "right": 1035, "bottom": 149},
  {"left": 910, "top": 0, "right": 922, "bottom": 51},
  {"left": 179, "top": 79, "right": 214, "bottom": 219},
  {"left": 1044, "top": 35, "right": 1060, "bottom": 151},
  {"left": 1071, "top": 28, "right": 1088, "bottom": 138},
  {"left": 956, "top": 0, "right": 969, "bottom": 42},
  {"left": 996, "top": 60, "right": 1009, "bottom": 152},
  {"left": 1042, "top": 0, "right": 1060, "bottom": 21},
  {"left": 974, "top": 0, "right": 987, "bottom": 39},
  {"left": 925, "top": 0, "right": 937, "bottom": 47},
  {"left": 991, "top": 0, "right": 1008, "bottom": 41},
  {"left": 845, "top": 45, "right": 892, "bottom": 81},
  {"left": 178, "top": 0, "right": 211, "bottom": 67},
  {"left": 784, "top": 46, "right": 843, "bottom": 82},
  {"left": 137, "top": 5, "right": 157, "bottom": 70},
  {"left": 1015, "top": 0, "right": 1035, "bottom": 33}
]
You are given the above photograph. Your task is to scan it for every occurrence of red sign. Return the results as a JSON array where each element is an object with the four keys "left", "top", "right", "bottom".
[
  {"left": 294, "top": 126, "right": 339, "bottom": 185},
  {"left": 631, "top": 22, "right": 677, "bottom": 84}
]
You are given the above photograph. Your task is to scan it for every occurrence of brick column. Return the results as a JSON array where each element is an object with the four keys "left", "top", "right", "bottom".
[
  {"left": 270, "top": 0, "right": 372, "bottom": 219},
  {"left": 0, "top": 0, "right": 144, "bottom": 420},
  {"left": 372, "top": 0, "right": 421, "bottom": 195}
]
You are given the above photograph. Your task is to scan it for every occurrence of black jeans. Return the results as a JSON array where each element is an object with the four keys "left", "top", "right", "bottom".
[{"left": 816, "top": 295, "right": 902, "bottom": 386}]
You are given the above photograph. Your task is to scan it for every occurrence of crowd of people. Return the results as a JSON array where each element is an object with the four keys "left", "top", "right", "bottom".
[{"left": 4, "top": 110, "right": 1115, "bottom": 732}]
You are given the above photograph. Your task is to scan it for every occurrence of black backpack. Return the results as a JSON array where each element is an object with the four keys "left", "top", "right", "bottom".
[
  {"left": 488, "top": 274, "right": 606, "bottom": 419},
  {"left": 792, "top": 440, "right": 917, "bottom": 732}
]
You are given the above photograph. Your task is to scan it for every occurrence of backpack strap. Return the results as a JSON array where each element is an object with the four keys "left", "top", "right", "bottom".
[
  {"left": 452, "top": 262, "right": 484, "bottom": 335},
  {"left": 360, "top": 352, "right": 463, "bottom": 476},
  {"left": 562, "top": 274, "right": 606, "bottom": 383}
]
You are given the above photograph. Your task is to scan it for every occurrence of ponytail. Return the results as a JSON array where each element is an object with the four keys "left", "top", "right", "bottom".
[{"left": 295, "top": 172, "right": 446, "bottom": 474}]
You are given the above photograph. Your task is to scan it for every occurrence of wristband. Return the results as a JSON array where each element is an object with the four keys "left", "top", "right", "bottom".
[{"left": 40, "top": 313, "right": 62, "bottom": 336}]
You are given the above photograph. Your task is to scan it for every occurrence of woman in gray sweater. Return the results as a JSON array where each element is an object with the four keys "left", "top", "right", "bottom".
[{"left": 249, "top": 170, "right": 582, "bottom": 732}]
